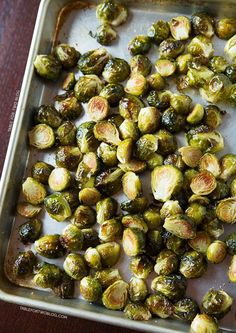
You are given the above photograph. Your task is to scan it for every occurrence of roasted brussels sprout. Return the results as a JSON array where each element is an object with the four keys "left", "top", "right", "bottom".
[
  {"left": 206, "top": 240, "right": 227, "bottom": 264},
  {"left": 54, "top": 43, "right": 80, "bottom": 68},
  {"left": 200, "top": 73, "right": 231, "bottom": 103},
  {"left": 56, "top": 121, "right": 76, "bottom": 146},
  {"left": 170, "top": 93, "right": 192, "bottom": 114},
  {"left": 161, "top": 107, "right": 186, "bottom": 133},
  {"left": 122, "top": 215, "right": 148, "bottom": 233},
  {"left": 90, "top": 24, "right": 117, "bottom": 45},
  {"left": 202, "top": 217, "right": 224, "bottom": 239},
  {"left": 224, "top": 34, "right": 236, "bottom": 60},
  {"left": 129, "top": 255, "right": 154, "bottom": 279},
  {"left": 191, "top": 12, "right": 214, "bottom": 38},
  {"left": 84, "top": 247, "right": 102, "bottom": 270},
  {"left": 143, "top": 206, "right": 162, "bottom": 230},
  {"left": 122, "top": 172, "right": 142, "bottom": 200},
  {"left": 72, "top": 205, "right": 96, "bottom": 229},
  {"left": 135, "top": 134, "right": 158, "bottom": 161},
  {"left": 159, "top": 38, "right": 185, "bottom": 59},
  {"left": 99, "top": 218, "right": 123, "bottom": 242},
  {"left": 62, "top": 72, "right": 76, "bottom": 91},
  {"left": 147, "top": 153, "right": 163, "bottom": 170},
  {"left": 95, "top": 167, "right": 123, "bottom": 195},
  {"left": 225, "top": 232, "right": 236, "bottom": 255},
  {"left": 169, "top": 16, "right": 191, "bottom": 40},
  {"left": 228, "top": 255, "right": 236, "bottom": 282},
  {"left": 76, "top": 121, "right": 99, "bottom": 153},
  {"left": 186, "top": 104, "right": 205, "bottom": 125},
  {"left": 102, "top": 280, "right": 129, "bottom": 310},
  {"left": 125, "top": 73, "right": 149, "bottom": 97},
  {"left": 160, "top": 200, "right": 183, "bottom": 220},
  {"left": 187, "top": 63, "right": 214, "bottom": 88},
  {"left": 216, "top": 197, "right": 236, "bottom": 224},
  {"left": 31, "top": 161, "right": 53, "bottom": 185},
  {"left": 97, "top": 142, "right": 117, "bottom": 167},
  {"left": 60, "top": 224, "right": 84, "bottom": 251},
  {"left": 94, "top": 120, "right": 121, "bottom": 146},
  {"left": 120, "top": 197, "right": 148, "bottom": 214},
  {"left": 209, "top": 180, "right": 229, "bottom": 201},
  {"left": 146, "top": 293, "right": 173, "bottom": 318},
  {"left": 117, "top": 138, "right": 133, "bottom": 164},
  {"left": 209, "top": 56, "right": 228, "bottom": 73},
  {"left": 179, "top": 147, "right": 202, "bottom": 168},
  {"left": 165, "top": 233, "right": 187, "bottom": 255},
  {"left": 190, "top": 314, "right": 218, "bottom": 333},
  {"left": 155, "top": 59, "right": 177, "bottom": 77},
  {"left": 225, "top": 64, "right": 236, "bottom": 83},
  {"left": 19, "top": 218, "right": 42, "bottom": 244},
  {"left": 96, "top": 242, "right": 121, "bottom": 267},
  {"left": 79, "top": 188, "right": 101, "bottom": 206},
  {"left": 119, "top": 160, "right": 147, "bottom": 174},
  {"left": 82, "top": 228, "right": 99, "bottom": 250},
  {"left": 60, "top": 189, "right": 79, "bottom": 211},
  {"left": 34, "top": 263, "right": 61, "bottom": 288},
  {"left": 147, "top": 73, "right": 165, "bottom": 91},
  {"left": 17, "top": 202, "right": 42, "bottom": 218},
  {"left": 28, "top": 124, "right": 55, "bottom": 149},
  {"left": 124, "top": 303, "right": 152, "bottom": 321},
  {"left": 151, "top": 274, "right": 187, "bottom": 301},
  {"left": 56, "top": 95, "right": 83, "bottom": 120},
  {"left": 151, "top": 165, "right": 183, "bottom": 202},
  {"left": 216, "top": 18, "right": 236, "bottom": 39},
  {"left": 164, "top": 153, "right": 185, "bottom": 171},
  {"left": 22, "top": 177, "right": 47, "bottom": 205},
  {"left": 96, "top": 197, "right": 117, "bottom": 225},
  {"left": 202, "top": 289, "right": 233, "bottom": 319},
  {"left": 13, "top": 251, "right": 36, "bottom": 278},
  {"left": 176, "top": 54, "right": 193, "bottom": 74},
  {"left": 164, "top": 214, "right": 196, "bottom": 239},
  {"left": 78, "top": 48, "right": 110, "bottom": 75},
  {"left": 185, "top": 203, "right": 206, "bottom": 225},
  {"left": 63, "top": 253, "right": 88, "bottom": 280},
  {"left": 35, "top": 105, "right": 62, "bottom": 129},
  {"left": 147, "top": 20, "right": 170, "bottom": 44},
  {"left": 119, "top": 120, "right": 139, "bottom": 142},
  {"left": 180, "top": 251, "right": 207, "bottom": 278},
  {"left": 48, "top": 167, "right": 71, "bottom": 192},
  {"left": 87, "top": 96, "right": 109, "bottom": 121},
  {"left": 80, "top": 276, "right": 102, "bottom": 302},
  {"left": 154, "top": 249, "right": 179, "bottom": 275},
  {"left": 119, "top": 94, "right": 144, "bottom": 122},
  {"left": 173, "top": 298, "right": 199, "bottom": 322},
  {"left": 52, "top": 271, "right": 75, "bottom": 299},
  {"left": 96, "top": 0, "right": 128, "bottom": 26},
  {"left": 187, "top": 35, "right": 214, "bottom": 59},
  {"left": 130, "top": 55, "right": 152, "bottom": 77},
  {"left": 129, "top": 277, "right": 148, "bottom": 303},
  {"left": 93, "top": 268, "right": 122, "bottom": 288},
  {"left": 44, "top": 193, "right": 71, "bottom": 222},
  {"left": 156, "top": 129, "right": 177, "bottom": 155},
  {"left": 138, "top": 107, "right": 161, "bottom": 136},
  {"left": 102, "top": 58, "right": 130, "bottom": 83},
  {"left": 55, "top": 146, "right": 82, "bottom": 171},
  {"left": 220, "top": 154, "right": 236, "bottom": 181},
  {"left": 128, "top": 35, "right": 151, "bottom": 56},
  {"left": 123, "top": 228, "right": 146, "bottom": 256},
  {"left": 146, "top": 230, "right": 163, "bottom": 256},
  {"left": 34, "top": 55, "right": 61, "bottom": 81},
  {"left": 100, "top": 83, "right": 125, "bottom": 106},
  {"left": 35, "top": 234, "right": 66, "bottom": 259},
  {"left": 230, "top": 178, "right": 236, "bottom": 197},
  {"left": 74, "top": 75, "right": 104, "bottom": 102},
  {"left": 198, "top": 153, "right": 220, "bottom": 178}
]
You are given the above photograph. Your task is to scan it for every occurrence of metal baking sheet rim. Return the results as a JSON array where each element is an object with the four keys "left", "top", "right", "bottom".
[{"left": 0, "top": 0, "right": 234, "bottom": 332}]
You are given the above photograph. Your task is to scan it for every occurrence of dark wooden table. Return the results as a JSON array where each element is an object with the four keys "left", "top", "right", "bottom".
[{"left": 0, "top": 1, "right": 138, "bottom": 332}]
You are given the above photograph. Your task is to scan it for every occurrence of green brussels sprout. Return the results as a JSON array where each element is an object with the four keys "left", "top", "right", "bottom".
[
  {"left": 186, "top": 126, "right": 224, "bottom": 153},
  {"left": 202, "top": 217, "right": 224, "bottom": 239},
  {"left": 128, "top": 35, "right": 151, "bottom": 56},
  {"left": 146, "top": 90, "right": 160, "bottom": 108},
  {"left": 72, "top": 205, "right": 95, "bottom": 229},
  {"left": 188, "top": 231, "right": 212, "bottom": 253},
  {"left": 135, "top": 134, "right": 158, "bottom": 161},
  {"left": 164, "top": 214, "right": 196, "bottom": 239},
  {"left": 216, "top": 18, "right": 236, "bottom": 39},
  {"left": 206, "top": 240, "right": 227, "bottom": 264},
  {"left": 228, "top": 255, "right": 236, "bottom": 282},
  {"left": 154, "top": 249, "right": 179, "bottom": 275},
  {"left": 80, "top": 276, "right": 102, "bottom": 302},
  {"left": 87, "top": 96, "right": 109, "bottom": 122},
  {"left": 186, "top": 104, "right": 205, "bottom": 125},
  {"left": 173, "top": 298, "right": 199, "bottom": 322},
  {"left": 125, "top": 73, "right": 149, "bottom": 97},
  {"left": 129, "top": 277, "right": 148, "bottom": 303},
  {"left": 34, "top": 263, "right": 61, "bottom": 288},
  {"left": 74, "top": 75, "right": 104, "bottom": 102},
  {"left": 17, "top": 202, "right": 42, "bottom": 218},
  {"left": 94, "top": 120, "right": 121, "bottom": 146},
  {"left": 62, "top": 72, "right": 76, "bottom": 91},
  {"left": 122, "top": 172, "right": 142, "bottom": 200},
  {"left": 81, "top": 228, "right": 99, "bottom": 250},
  {"left": 119, "top": 160, "right": 147, "bottom": 174},
  {"left": 95, "top": 168, "right": 123, "bottom": 196},
  {"left": 60, "top": 189, "right": 79, "bottom": 211},
  {"left": 176, "top": 54, "right": 193, "bottom": 74},
  {"left": 97, "top": 142, "right": 117, "bottom": 167},
  {"left": 230, "top": 178, "right": 236, "bottom": 196},
  {"left": 119, "top": 94, "right": 144, "bottom": 122},
  {"left": 96, "top": 242, "right": 121, "bottom": 267},
  {"left": 93, "top": 268, "right": 122, "bottom": 288},
  {"left": 102, "top": 58, "right": 130, "bottom": 83},
  {"left": 147, "top": 20, "right": 170, "bottom": 44},
  {"left": 96, "top": 0, "right": 128, "bottom": 26},
  {"left": 161, "top": 107, "right": 186, "bottom": 133},
  {"left": 160, "top": 200, "right": 183, "bottom": 220},
  {"left": 79, "top": 188, "right": 101, "bottom": 206},
  {"left": 35, "top": 234, "right": 66, "bottom": 259},
  {"left": 170, "top": 94, "right": 192, "bottom": 114},
  {"left": 52, "top": 271, "right": 75, "bottom": 299},
  {"left": 48, "top": 167, "right": 71, "bottom": 192},
  {"left": 216, "top": 197, "right": 236, "bottom": 224},
  {"left": 159, "top": 38, "right": 185, "bottom": 59},
  {"left": 31, "top": 161, "right": 53, "bottom": 185},
  {"left": 117, "top": 138, "right": 133, "bottom": 164},
  {"left": 220, "top": 154, "right": 236, "bottom": 181},
  {"left": 169, "top": 16, "right": 191, "bottom": 40},
  {"left": 209, "top": 180, "right": 229, "bottom": 201},
  {"left": 225, "top": 232, "right": 236, "bottom": 255},
  {"left": 34, "top": 54, "right": 61, "bottom": 81},
  {"left": 151, "top": 165, "right": 183, "bottom": 202},
  {"left": 143, "top": 206, "right": 162, "bottom": 230},
  {"left": 146, "top": 294, "right": 173, "bottom": 318},
  {"left": 119, "top": 120, "right": 140, "bottom": 141},
  {"left": 165, "top": 232, "right": 187, "bottom": 255},
  {"left": 100, "top": 83, "right": 125, "bottom": 107},
  {"left": 151, "top": 274, "right": 187, "bottom": 301},
  {"left": 146, "top": 230, "right": 163, "bottom": 256},
  {"left": 122, "top": 215, "right": 148, "bottom": 233},
  {"left": 199, "top": 152, "right": 221, "bottom": 177},
  {"left": 202, "top": 289, "right": 233, "bottom": 319},
  {"left": 63, "top": 253, "right": 88, "bottom": 280},
  {"left": 35, "top": 105, "right": 62, "bottom": 129},
  {"left": 147, "top": 153, "right": 163, "bottom": 170},
  {"left": 124, "top": 303, "right": 152, "bottom": 321},
  {"left": 163, "top": 153, "right": 186, "bottom": 171},
  {"left": 185, "top": 203, "right": 207, "bottom": 225},
  {"left": 156, "top": 129, "right": 177, "bottom": 155},
  {"left": 138, "top": 107, "right": 160, "bottom": 134},
  {"left": 129, "top": 255, "right": 154, "bottom": 279},
  {"left": 44, "top": 193, "right": 72, "bottom": 222},
  {"left": 99, "top": 218, "right": 123, "bottom": 242},
  {"left": 13, "top": 251, "right": 36, "bottom": 278},
  {"left": 56, "top": 121, "right": 76, "bottom": 146},
  {"left": 56, "top": 146, "right": 82, "bottom": 170},
  {"left": 180, "top": 250, "right": 207, "bottom": 278},
  {"left": 55, "top": 95, "right": 83, "bottom": 120},
  {"left": 75, "top": 162, "right": 92, "bottom": 190},
  {"left": 123, "top": 228, "right": 146, "bottom": 256},
  {"left": 188, "top": 194, "right": 210, "bottom": 206},
  {"left": 22, "top": 177, "right": 47, "bottom": 205},
  {"left": 176, "top": 74, "right": 191, "bottom": 92},
  {"left": 225, "top": 64, "right": 236, "bottom": 83},
  {"left": 28, "top": 124, "right": 55, "bottom": 149},
  {"left": 147, "top": 73, "right": 166, "bottom": 91},
  {"left": 155, "top": 59, "right": 177, "bottom": 77},
  {"left": 102, "top": 280, "right": 129, "bottom": 310},
  {"left": 78, "top": 48, "right": 110, "bottom": 75},
  {"left": 208, "top": 56, "right": 228, "bottom": 73},
  {"left": 96, "top": 197, "right": 118, "bottom": 225},
  {"left": 76, "top": 121, "right": 99, "bottom": 153},
  {"left": 187, "top": 35, "right": 214, "bottom": 59},
  {"left": 109, "top": 114, "right": 125, "bottom": 128},
  {"left": 225, "top": 34, "right": 236, "bottom": 61},
  {"left": 90, "top": 24, "right": 117, "bottom": 46},
  {"left": 187, "top": 64, "right": 214, "bottom": 88},
  {"left": 130, "top": 55, "right": 152, "bottom": 77},
  {"left": 120, "top": 197, "right": 148, "bottom": 214},
  {"left": 178, "top": 147, "right": 202, "bottom": 168},
  {"left": 190, "top": 314, "right": 218, "bottom": 333},
  {"left": 54, "top": 44, "right": 80, "bottom": 68},
  {"left": 200, "top": 73, "right": 231, "bottom": 103},
  {"left": 84, "top": 247, "right": 102, "bottom": 270},
  {"left": 191, "top": 12, "right": 214, "bottom": 37},
  {"left": 60, "top": 224, "right": 83, "bottom": 251},
  {"left": 19, "top": 218, "right": 42, "bottom": 244}
]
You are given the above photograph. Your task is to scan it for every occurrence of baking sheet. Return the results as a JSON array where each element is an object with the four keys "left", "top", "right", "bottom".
[{"left": 2, "top": 0, "right": 236, "bottom": 331}]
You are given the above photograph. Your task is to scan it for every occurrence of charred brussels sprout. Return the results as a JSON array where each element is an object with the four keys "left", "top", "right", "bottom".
[
  {"left": 102, "top": 280, "right": 129, "bottom": 310},
  {"left": 97, "top": 142, "right": 118, "bottom": 167},
  {"left": 216, "top": 198, "right": 236, "bottom": 224},
  {"left": 147, "top": 20, "right": 170, "bottom": 44},
  {"left": 130, "top": 55, "right": 152, "bottom": 77},
  {"left": 44, "top": 193, "right": 71, "bottom": 222},
  {"left": 124, "top": 303, "right": 152, "bottom": 321},
  {"left": 125, "top": 73, "right": 149, "bottom": 97},
  {"left": 60, "top": 224, "right": 84, "bottom": 251},
  {"left": 22, "top": 177, "right": 47, "bottom": 205},
  {"left": 123, "top": 228, "right": 146, "bottom": 256},
  {"left": 220, "top": 154, "right": 236, "bottom": 181},
  {"left": 90, "top": 24, "right": 117, "bottom": 45},
  {"left": 202, "top": 289, "right": 233, "bottom": 319},
  {"left": 31, "top": 161, "right": 54, "bottom": 184},
  {"left": 96, "top": 197, "right": 118, "bottom": 225},
  {"left": 128, "top": 35, "right": 151, "bottom": 56},
  {"left": 34, "top": 55, "right": 61, "bottom": 81},
  {"left": 74, "top": 75, "right": 103, "bottom": 102},
  {"left": 99, "top": 218, "right": 123, "bottom": 242},
  {"left": 102, "top": 58, "right": 130, "bottom": 83},
  {"left": 169, "top": 16, "right": 191, "bottom": 40},
  {"left": 96, "top": 242, "right": 121, "bottom": 267},
  {"left": 100, "top": 83, "right": 125, "bottom": 106},
  {"left": 54, "top": 44, "right": 80, "bottom": 68},
  {"left": 190, "top": 314, "right": 218, "bottom": 333},
  {"left": 76, "top": 121, "right": 99, "bottom": 153},
  {"left": 206, "top": 240, "right": 227, "bottom": 264},
  {"left": 173, "top": 298, "right": 199, "bottom": 322},
  {"left": 79, "top": 188, "right": 101, "bottom": 206},
  {"left": 159, "top": 38, "right": 185, "bottom": 59},
  {"left": 135, "top": 134, "right": 158, "bottom": 161},
  {"left": 61, "top": 189, "right": 79, "bottom": 211},
  {"left": 120, "top": 197, "right": 148, "bottom": 214},
  {"left": 164, "top": 153, "right": 185, "bottom": 170},
  {"left": 210, "top": 180, "right": 229, "bottom": 201},
  {"left": 94, "top": 121, "right": 121, "bottom": 146},
  {"left": 180, "top": 251, "right": 207, "bottom": 278},
  {"left": 95, "top": 168, "right": 123, "bottom": 195},
  {"left": 84, "top": 247, "right": 102, "bottom": 270},
  {"left": 161, "top": 107, "right": 186, "bottom": 133},
  {"left": 156, "top": 129, "right": 177, "bottom": 155},
  {"left": 216, "top": 18, "right": 236, "bottom": 39},
  {"left": 187, "top": 35, "right": 214, "bottom": 59},
  {"left": 119, "top": 95, "right": 144, "bottom": 122},
  {"left": 34, "top": 263, "right": 61, "bottom": 288},
  {"left": 28, "top": 124, "right": 55, "bottom": 149},
  {"left": 80, "top": 276, "right": 102, "bottom": 302},
  {"left": 35, "top": 234, "right": 66, "bottom": 259},
  {"left": 146, "top": 230, "right": 163, "bottom": 256},
  {"left": 17, "top": 202, "right": 42, "bottom": 218},
  {"left": 151, "top": 274, "right": 187, "bottom": 301},
  {"left": 56, "top": 146, "right": 82, "bottom": 170},
  {"left": 191, "top": 12, "right": 214, "bottom": 38},
  {"left": 154, "top": 249, "right": 179, "bottom": 275},
  {"left": 225, "top": 232, "right": 236, "bottom": 255},
  {"left": 35, "top": 105, "right": 62, "bottom": 128},
  {"left": 187, "top": 64, "right": 214, "bottom": 88},
  {"left": 146, "top": 294, "right": 173, "bottom": 318},
  {"left": 129, "top": 277, "right": 148, "bottom": 303},
  {"left": 96, "top": 0, "right": 128, "bottom": 27},
  {"left": 82, "top": 228, "right": 99, "bottom": 249},
  {"left": 13, "top": 251, "right": 36, "bottom": 278},
  {"left": 122, "top": 172, "right": 142, "bottom": 200},
  {"left": 138, "top": 107, "right": 160, "bottom": 134},
  {"left": 52, "top": 272, "right": 75, "bottom": 299},
  {"left": 56, "top": 121, "right": 76, "bottom": 146},
  {"left": 129, "top": 255, "right": 154, "bottom": 279},
  {"left": 78, "top": 48, "right": 110, "bottom": 75},
  {"left": 72, "top": 205, "right": 96, "bottom": 229},
  {"left": 19, "top": 219, "right": 42, "bottom": 244},
  {"left": 56, "top": 95, "right": 83, "bottom": 120},
  {"left": 63, "top": 253, "right": 88, "bottom": 280},
  {"left": 155, "top": 59, "right": 176, "bottom": 77},
  {"left": 93, "top": 268, "right": 122, "bottom": 288},
  {"left": 48, "top": 167, "right": 71, "bottom": 192},
  {"left": 164, "top": 214, "right": 196, "bottom": 239}
]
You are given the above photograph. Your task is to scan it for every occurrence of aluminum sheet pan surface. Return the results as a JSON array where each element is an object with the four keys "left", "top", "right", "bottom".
[{"left": 1, "top": 1, "right": 236, "bottom": 332}]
